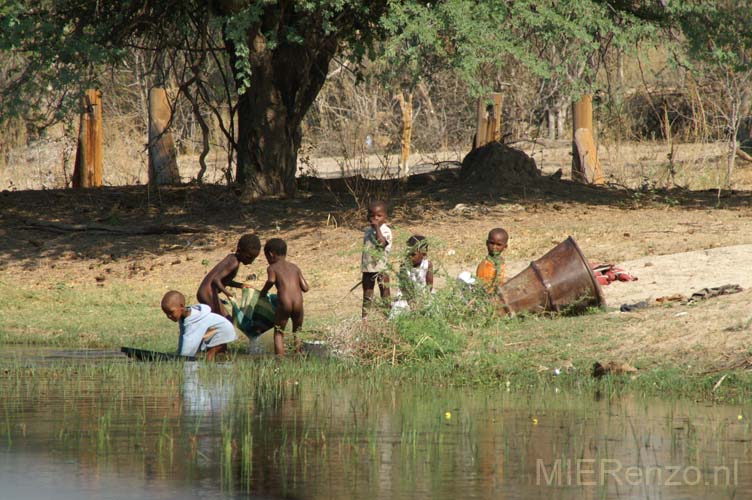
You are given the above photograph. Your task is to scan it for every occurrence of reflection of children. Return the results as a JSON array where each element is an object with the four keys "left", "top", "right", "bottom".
[
  {"left": 259, "top": 238, "right": 309, "bottom": 356},
  {"left": 398, "top": 235, "right": 434, "bottom": 302},
  {"left": 197, "top": 234, "right": 261, "bottom": 317},
  {"left": 161, "top": 290, "right": 237, "bottom": 360},
  {"left": 361, "top": 200, "right": 392, "bottom": 318},
  {"left": 476, "top": 228, "right": 508, "bottom": 292}
]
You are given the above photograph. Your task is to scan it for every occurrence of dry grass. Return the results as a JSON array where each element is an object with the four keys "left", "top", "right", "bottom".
[
  {"left": 609, "top": 290, "right": 752, "bottom": 369},
  {"left": 3, "top": 127, "right": 751, "bottom": 192},
  {"left": 1, "top": 150, "right": 752, "bottom": 375}
]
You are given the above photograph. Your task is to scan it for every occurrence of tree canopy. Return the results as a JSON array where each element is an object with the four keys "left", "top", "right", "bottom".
[{"left": 1, "top": 1, "right": 750, "bottom": 195}]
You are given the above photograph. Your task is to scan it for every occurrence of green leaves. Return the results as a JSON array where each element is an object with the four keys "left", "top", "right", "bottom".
[
  {"left": 0, "top": 1, "right": 149, "bottom": 124},
  {"left": 371, "top": 0, "right": 657, "bottom": 97},
  {"left": 676, "top": 2, "right": 752, "bottom": 73}
]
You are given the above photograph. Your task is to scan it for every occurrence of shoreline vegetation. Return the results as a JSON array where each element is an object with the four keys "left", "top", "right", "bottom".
[
  {"left": 2, "top": 277, "right": 750, "bottom": 405},
  {"left": 1, "top": 171, "right": 751, "bottom": 406}
]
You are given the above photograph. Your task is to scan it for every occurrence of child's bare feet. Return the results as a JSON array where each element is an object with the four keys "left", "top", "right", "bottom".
[{"left": 205, "top": 344, "right": 227, "bottom": 361}]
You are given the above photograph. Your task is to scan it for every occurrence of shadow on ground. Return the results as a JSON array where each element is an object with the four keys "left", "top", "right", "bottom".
[{"left": 1, "top": 164, "right": 751, "bottom": 268}]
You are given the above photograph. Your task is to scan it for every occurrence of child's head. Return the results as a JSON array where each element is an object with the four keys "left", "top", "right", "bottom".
[
  {"left": 406, "top": 235, "right": 428, "bottom": 267},
  {"left": 161, "top": 290, "right": 186, "bottom": 322},
  {"left": 486, "top": 228, "right": 508, "bottom": 256},
  {"left": 264, "top": 238, "right": 287, "bottom": 263},
  {"left": 236, "top": 234, "right": 261, "bottom": 265},
  {"left": 367, "top": 200, "right": 388, "bottom": 226}
]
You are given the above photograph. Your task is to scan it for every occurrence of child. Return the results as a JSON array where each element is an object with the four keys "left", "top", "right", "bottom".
[
  {"left": 259, "top": 238, "right": 309, "bottom": 356},
  {"left": 361, "top": 200, "right": 392, "bottom": 318},
  {"left": 197, "top": 234, "right": 261, "bottom": 317},
  {"left": 476, "top": 228, "right": 508, "bottom": 292},
  {"left": 391, "top": 235, "right": 434, "bottom": 318},
  {"left": 398, "top": 235, "right": 434, "bottom": 302},
  {"left": 161, "top": 290, "right": 237, "bottom": 360}
]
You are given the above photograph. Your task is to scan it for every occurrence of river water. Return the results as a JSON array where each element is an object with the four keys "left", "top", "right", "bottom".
[{"left": 0, "top": 349, "right": 749, "bottom": 499}]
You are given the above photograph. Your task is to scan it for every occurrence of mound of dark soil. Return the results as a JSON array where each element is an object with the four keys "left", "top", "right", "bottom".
[{"left": 461, "top": 142, "right": 540, "bottom": 187}]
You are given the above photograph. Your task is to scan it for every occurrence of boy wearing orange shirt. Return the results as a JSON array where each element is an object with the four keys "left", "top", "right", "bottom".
[{"left": 476, "top": 228, "right": 508, "bottom": 292}]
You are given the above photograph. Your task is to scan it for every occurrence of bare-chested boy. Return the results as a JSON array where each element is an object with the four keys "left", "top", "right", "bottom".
[
  {"left": 259, "top": 238, "right": 309, "bottom": 356},
  {"left": 197, "top": 234, "right": 261, "bottom": 317}
]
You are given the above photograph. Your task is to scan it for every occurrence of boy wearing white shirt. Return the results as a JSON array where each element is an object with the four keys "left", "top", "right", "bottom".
[{"left": 161, "top": 290, "right": 237, "bottom": 360}]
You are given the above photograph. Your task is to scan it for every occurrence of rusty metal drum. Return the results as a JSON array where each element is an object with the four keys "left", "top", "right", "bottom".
[{"left": 497, "top": 236, "right": 605, "bottom": 315}]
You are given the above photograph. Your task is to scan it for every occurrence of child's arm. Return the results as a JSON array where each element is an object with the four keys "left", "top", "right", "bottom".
[
  {"left": 209, "top": 255, "right": 240, "bottom": 296},
  {"left": 373, "top": 225, "right": 390, "bottom": 248},
  {"left": 299, "top": 269, "right": 310, "bottom": 293},
  {"left": 231, "top": 273, "right": 256, "bottom": 289},
  {"left": 225, "top": 269, "right": 253, "bottom": 288},
  {"left": 259, "top": 266, "right": 276, "bottom": 298},
  {"left": 202, "top": 327, "right": 218, "bottom": 342},
  {"left": 369, "top": 218, "right": 389, "bottom": 248},
  {"left": 177, "top": 330, "right": 184, "bottom": 355},
  {"left": 426, "top": 262, "right": 434, "bottom": 291}
]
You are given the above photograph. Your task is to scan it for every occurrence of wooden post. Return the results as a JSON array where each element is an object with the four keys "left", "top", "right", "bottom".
[
  {"left": 474, "top": 97, "right": 488, "bottom": 149},
  {"left": 148, "top": 87, "right": 181, "bottom": 185},
  {"left": 473, "top": 93, "right": 502, "bottom": 149},
  {"left": 490, "top": 93, "right": 502, "bottom": 142},
  {"left": 72, "top": 89, "right": 103, "bottom": 188},
  {"left": 571, "top": 94, "right": 604, "bottom": 185},
  {"left": 396, "top": 91, "right": 413, "bottom": 177}
]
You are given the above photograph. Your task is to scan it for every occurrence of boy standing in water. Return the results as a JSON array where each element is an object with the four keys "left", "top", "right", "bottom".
[
  {"left": 259, "top": 238, "right": 309, "bottom": 356},
  {"left": 361, "top": 200, "right": 392, "bottom": 318},
  {"left": 476, "top": 228, "right": 508, "bottom": 292},
  {"left": 197, "top": 234, "right": 261, "bottom": 317},
  {"left": 161, "top": 290, "right": 237, "bottom": 360}
]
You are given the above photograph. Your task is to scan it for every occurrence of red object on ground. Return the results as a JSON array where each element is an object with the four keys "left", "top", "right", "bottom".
[{"left": 590, "top": 263, "right": 637, "bottom": 285}]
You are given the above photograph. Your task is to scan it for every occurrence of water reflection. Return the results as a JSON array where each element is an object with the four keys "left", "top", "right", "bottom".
[
  {"left": 0, "top": 354, "right": 749, "bottom": 499},
  {"left": 182, "top": 363, "right": 233, "bottom": 416}
]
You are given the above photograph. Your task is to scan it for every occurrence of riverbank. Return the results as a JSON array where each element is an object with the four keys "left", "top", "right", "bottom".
[
  {"left": 1, "top": 173, "right": 752, "bottom": 402},
  {"left": 1, "top": 276, "right": 751, "bottom": 403}
]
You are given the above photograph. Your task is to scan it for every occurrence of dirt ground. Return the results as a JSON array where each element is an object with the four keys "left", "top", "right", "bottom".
[
  {"left": 0, "top": 137, "right": 733, "bottom": 190},
  {"left": 1, "top": 146, "right": 752, "bottom": 365}
]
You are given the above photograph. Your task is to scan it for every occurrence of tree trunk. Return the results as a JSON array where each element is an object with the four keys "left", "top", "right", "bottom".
[
  {"left": 396, "top": 91, "right": 413, "bottom": 177},
  {"left": 72, "top": 89, "right": 103, "bottom": 188},
  {"left": 725, "top": 102, "right": 739, "bottom": 189},
  {"left": 148, "top": 87, "right": 181, "bottom": 185},
  {"left": 571, "top": 95, "right": 604, "bottom": 184},
  {"left": 416, "top": 82, "right": 438, "bottom": 130},
  {"left": 616, "top": 49, "right": 624, "bottom": 87},
  {"left": 231, "top": 30, "right": 338, "bottom": 200},
  {"left": 556, "top": 97, "right": 568, "bottom": 139},
  {"left": 214, "top": 2, "right": 389, "bottom": 198},
  {"left": 547, "top": 106, "right": 556, "bottom": 140},
  {"left": 184, "top": 87, "right": 211, "bottom": 184}
]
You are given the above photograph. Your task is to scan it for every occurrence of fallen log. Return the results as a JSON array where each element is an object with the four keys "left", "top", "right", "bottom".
[
  {"left": 18, "top": 218, "right": 205, "bottom": 235},
  {"left": 737, "top": 148, "right": 752, "bottom": 163}
]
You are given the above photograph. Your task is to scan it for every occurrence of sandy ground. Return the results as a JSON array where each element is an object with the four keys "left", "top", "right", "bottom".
[
  {"left": 0, "top": 139, "right": 731, "bottom": 190},
  {"left": 1, "top": 140, "right": 752, "bottom": 366},
  {"left": 598, "top": 245, "right": 752, "bottom": 306},
  {"left": 1, "top": 180, "right": 751, "bottom": 317}
]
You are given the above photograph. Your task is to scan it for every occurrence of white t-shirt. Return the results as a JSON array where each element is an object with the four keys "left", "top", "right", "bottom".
[
  {"left": 361, "top": 223, "right": 392, "bottom": 273},
  {"left": 405, "top": 258, "right": 431, "bottom": 287},
  {"left": 178, "top": 304, "right": 237, "bottom": 357}
]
